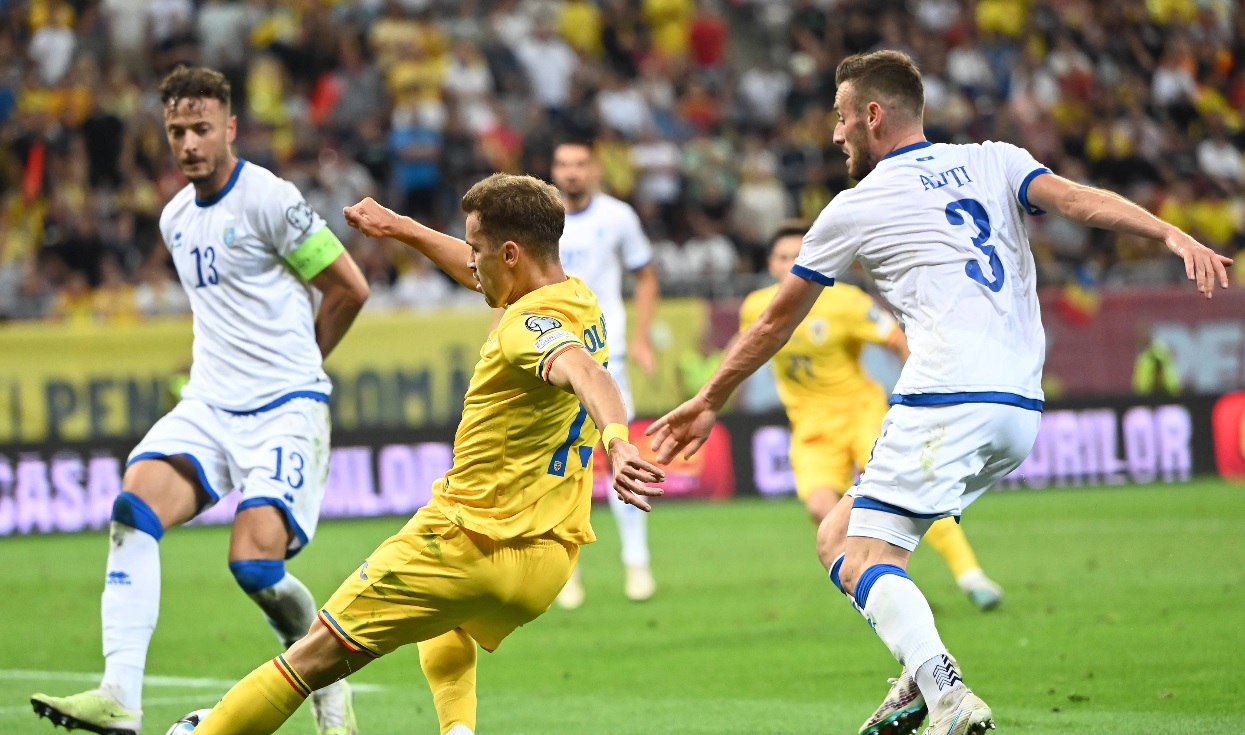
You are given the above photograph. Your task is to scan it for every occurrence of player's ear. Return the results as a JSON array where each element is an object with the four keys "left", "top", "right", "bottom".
[
  {"left": 867, "top": 101, "right": 883, "bottom": 132},
  {"left": 502, "top": 240, "right": 520, "bottom": 266},
  {"left": 226, "top": 114, "right": 237, "bottom": 145}
]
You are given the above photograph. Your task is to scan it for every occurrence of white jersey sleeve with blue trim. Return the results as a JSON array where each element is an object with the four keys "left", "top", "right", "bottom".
[
  {"left": 792, "top": 192, "right": 860, "bottom": 286},
  {"left": 981, "top": 140, "right": 1052, "bottom": 216}
]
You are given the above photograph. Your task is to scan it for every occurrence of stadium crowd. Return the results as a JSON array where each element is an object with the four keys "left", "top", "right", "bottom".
[{"left": 1, "top": 0, "right": 1243, "bottom": 321}]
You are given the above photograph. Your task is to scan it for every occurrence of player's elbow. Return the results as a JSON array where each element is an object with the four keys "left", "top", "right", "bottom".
[{"left": 339, "top": 278, "right": 370, "bottom": 310}]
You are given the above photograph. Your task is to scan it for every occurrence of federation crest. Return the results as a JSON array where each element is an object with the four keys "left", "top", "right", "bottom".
[
  {"left": 808, "top": 318, "right": 829, "bottom": 345},
  {"left": 525, "top": 315, "right": 563, "bottom": 334},
  {"left": 223, "top": 225, "right": 235, "bottom": 246}
]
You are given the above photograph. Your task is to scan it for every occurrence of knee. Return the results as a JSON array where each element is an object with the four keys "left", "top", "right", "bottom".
[
  {"left": 837, "top": 556, "right": 868, "bottom": 597},
  {"left": 229, "top": 559, "right": 286, "bottom": 594},
  {"left": 111, "top": 492, "right": 165, "bottom": 541}
]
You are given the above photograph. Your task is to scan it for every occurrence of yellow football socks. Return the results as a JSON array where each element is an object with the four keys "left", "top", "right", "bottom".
[
  {"left": 195, "top": 655, "right": 309, "bottom": 735},
  {"left": 923, "top": 517, "right": 982, "bottom": 580},
  {"left": 419, "top": 628, "right": 479, "bottom": 735}
]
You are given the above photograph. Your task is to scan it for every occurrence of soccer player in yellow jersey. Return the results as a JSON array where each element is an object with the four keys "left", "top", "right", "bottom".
[
  {"left": 744, "top": 224, "right": 1004, "bottom": 610},
  {"left": 188, "top": 174, "right": 665, "bottom": 735}
]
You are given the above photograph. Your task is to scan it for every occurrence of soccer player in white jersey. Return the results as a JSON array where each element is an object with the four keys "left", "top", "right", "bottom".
[
  {"left": 548, "top": 140, "right": 662, "bottom": 606},
  {"left": 648, "top": 51, "right": 1231, "bottom": 735},
  {"left": 31, "top": 67, "right": 370, "bottom": 735}
]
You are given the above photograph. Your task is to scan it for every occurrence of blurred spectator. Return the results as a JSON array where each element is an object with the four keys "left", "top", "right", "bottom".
[
  {"left": 389, "top": 104, "right": 443, "bottom": 223},
  {"left": 597, "top": 70, "right": 653, "bottom": 139},
  {"left": 737, "top": 52, "right": 790, "bottom": 130},
  {"left": 514, "top": 20, "right": 578, "bottom": 113},
  {"left": 1197, "top": 118, "right": 1244, "bottom": 187},
  {"left": 28, "top": 4, "right": 75, "bottom": 87}
]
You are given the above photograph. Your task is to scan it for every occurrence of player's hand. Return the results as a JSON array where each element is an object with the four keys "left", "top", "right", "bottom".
[
  {"left": 646, "top": 394, "right": 717, "bottom": 464},
  {"left": 343, "top": 197, "right": 401, "bottom": 239},
  {"left": 629, "top": 337, "right": 657, "bottom": 376},
  {"left": 606, "top": 439, "right": 665, "bottom": 512},
  {"left": 1166, "top": 228, "right": 1232, "bottom": 298}
]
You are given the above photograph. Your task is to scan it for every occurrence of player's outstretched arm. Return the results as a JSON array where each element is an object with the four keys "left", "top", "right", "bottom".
[
  {"left": 309, "top": 251, "right": 370, "bottom": 358},
  {"left": 1026, "top": 173, "right": 1233, "bottom": 298},
  {"left": 546, "top": 347, "right": 666, "bottom": 511},
  {"left": 647, "top": 272, "right": 823, "bottom": 463},
  {"left": 343, "top": 197, "right": 478, "bottom": 290}
]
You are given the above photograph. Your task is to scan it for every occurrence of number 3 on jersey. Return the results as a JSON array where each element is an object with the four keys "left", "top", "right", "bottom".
[
  {"left": 190, "top": 246, "right": 219, "bottom": 288},
  {"left": 945, "top": 198, "right": 1004, "bottom": 292}
]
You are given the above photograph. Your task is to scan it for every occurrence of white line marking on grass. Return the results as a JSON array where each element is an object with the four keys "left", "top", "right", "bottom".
[
  {"left": 1, "top": 695, "right": 207, "bottom": 716},
  {"left": 0, "top": 669, "right": 386, "bottom": 693}
]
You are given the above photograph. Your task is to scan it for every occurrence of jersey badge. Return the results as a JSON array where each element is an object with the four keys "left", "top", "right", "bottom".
[
  {"left": 172, "top": 232, "right": 183, "bottom": 248},
  {"left": 285, "top": 201, "right": 315, "bottom": 234},
  {"left": 223, "top": 224, "right": 236, "bottom": 246},
  {"left": 808, "top": 318, "right": 829, "bottom": 345},
  {"left": 525, "top": 314, "right": 563, "bottom": 334}
]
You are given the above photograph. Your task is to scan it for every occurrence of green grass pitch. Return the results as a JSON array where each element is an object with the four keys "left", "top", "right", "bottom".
[{"left": 2, "top": 479, "right": 1243, "bottom": 734}]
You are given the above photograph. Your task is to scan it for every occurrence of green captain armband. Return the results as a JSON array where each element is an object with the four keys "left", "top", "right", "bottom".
[{"left": 285, "top": 228, "right": 345, "bottom": 280}]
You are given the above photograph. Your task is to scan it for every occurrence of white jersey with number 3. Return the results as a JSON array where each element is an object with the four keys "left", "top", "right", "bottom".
[
  {"left": 558, "top": 193, "right": 653, "bottom": 365},
  {"left": 159, "top": 160, "right": 344, "bottom": 413},
  {"left": 794, "top": 141, "right": 1051, "bottom": 409}
]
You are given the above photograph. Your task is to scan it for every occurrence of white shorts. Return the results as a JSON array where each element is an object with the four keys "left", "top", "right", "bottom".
[
  {"left": 607, "top": 359, "right": 635, "bottom": 421},
  {"left": 128, "top": 395, "right": 332, "bottom": 557},
  {"left": 848, "top": 402, "right": 1040, "bottom": 551}
]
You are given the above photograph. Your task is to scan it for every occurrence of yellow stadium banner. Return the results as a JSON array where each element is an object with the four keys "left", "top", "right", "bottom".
[{"left": 0, "top": 299, "right": 708, "bottom": 444}]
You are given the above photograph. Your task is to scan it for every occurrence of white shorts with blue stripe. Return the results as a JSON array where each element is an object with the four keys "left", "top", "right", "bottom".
[
  {"left": 848, "top": 398, "right": 1041, "bottom": 551},
  {"left": 128, "top": 393, "right": 331, "bottom": 557}
]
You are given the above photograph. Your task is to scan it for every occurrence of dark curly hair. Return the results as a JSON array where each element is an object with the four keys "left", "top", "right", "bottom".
[{"left": 159, "top": 66, "right": 231, "bottom": 111}]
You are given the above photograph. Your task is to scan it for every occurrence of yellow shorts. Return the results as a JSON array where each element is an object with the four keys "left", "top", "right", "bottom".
[
  {"left": 318, "top": 505, "right": 577, "bottom": 656},
  {"left": 789, "top": 396, "right": 889, "bottom": 500}
]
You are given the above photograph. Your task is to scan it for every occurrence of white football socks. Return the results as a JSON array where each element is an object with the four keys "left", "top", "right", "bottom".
[
  {"left": 101, "top": 522, "right": 161, "bottom": 711},
  {"left": 248, "top": 572, "right": 349, "bottom": 709},
  {"left": 607, "top": 488, "right": 650, "bottom": 568},
  {"left": 248, "top": 572, "right": 316, "bottom": 648},
  {"left": 445, "top": 725, "right": 474, "bottom": 735},
  {"left": 861, "top": 572, "right": 964, "bottom": 708}
]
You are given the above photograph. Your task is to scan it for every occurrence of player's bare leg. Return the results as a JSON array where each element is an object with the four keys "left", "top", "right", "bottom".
[
  {"left": 194, "top": 621, "right": 373, "bottom": 735},
  {"left": 32, "top": 457, "right": 204, "bottom": 735},
  {"left": 804, "top": 487, "right": 843, "bottom": 525},
  {"left": 419, "top": 628, "right": 479, "bottom": 735},
  {"left": 229, "top": 506, "right": 357, "bottom": 735}
]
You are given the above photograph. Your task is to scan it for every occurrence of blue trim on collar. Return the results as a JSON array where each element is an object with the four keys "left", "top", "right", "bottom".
[
  {"left": 565, "top": 194, "right": 595, "bottom": 218},
  {"left": 195, "top": 160, "right": 247, "bottom": 208},
  {"left": 882, "top": 141, "right": 933, "bottom": 161}
]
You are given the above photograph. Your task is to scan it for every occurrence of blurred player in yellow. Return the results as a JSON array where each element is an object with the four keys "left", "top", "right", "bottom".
[
  {"left": 743, "top": 224, "right": 1003, "bottom": 610},
  {"left": 189, "top": 174, "right": 665, "bottom": 735}
]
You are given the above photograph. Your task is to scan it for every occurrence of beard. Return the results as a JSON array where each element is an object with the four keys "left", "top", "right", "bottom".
[
  {"left": 179, "top": 155, "right": 222, "bottom": 185},
  {"left": 846, "top": 135, "right": 878, "bottom": 181}
]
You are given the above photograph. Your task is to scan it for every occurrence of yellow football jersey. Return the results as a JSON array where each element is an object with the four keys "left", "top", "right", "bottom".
[
  {"left": 432, "top": 276, "right": 607, "bottom": 545},
  {"left": 739, "top": 283, "right": 897, "bottom": 426}
]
